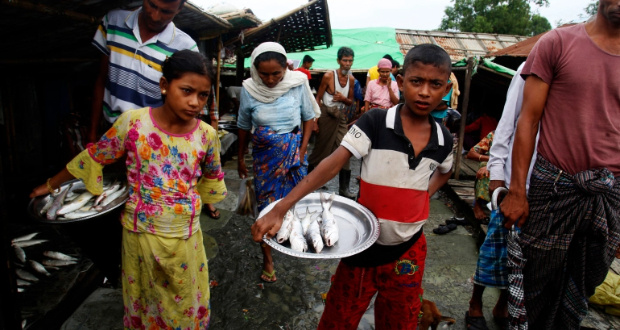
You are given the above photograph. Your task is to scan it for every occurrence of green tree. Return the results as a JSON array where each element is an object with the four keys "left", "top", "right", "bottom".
[
  {"left": 440, "top": 0, "right": 552, "bottom": 36},
  {"left": 585, "top": 1, "right": 599, "bottom": 17}
]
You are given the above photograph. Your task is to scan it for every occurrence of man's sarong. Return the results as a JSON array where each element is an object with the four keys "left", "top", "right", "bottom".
[
  {"left": 474, "top": 208, "right": 509, "bottom": 288},
  {"left": 308, "top": 103, "right": 349, "bottom": 170},
  {"left": 252, "top": 126, "right": 307, "bottom": 212},
  {"left": 517, "top": 155, "right": 620, "bottom": 329}
]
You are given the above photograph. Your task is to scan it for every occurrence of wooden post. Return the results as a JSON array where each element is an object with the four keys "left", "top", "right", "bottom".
[
  {"left": 235, "top": 47, "right": 244, "bottom": 86},
  {"left": 454, "top": 57, "right": 474, "bottom": 179},
  {"left": 216, "top": 35, "right": 222, "bottom": 113}
]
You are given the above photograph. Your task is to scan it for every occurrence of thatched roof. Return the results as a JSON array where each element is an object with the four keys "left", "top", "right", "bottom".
[
  {"left": 0, "top": 0, "right": 232, "bottom": 63},
  {"left": 396, "top": 29, "right": 527, "bottom": 62},
  {"left": 219, "top": 8, "right": 262, "bottom": 30},
  {"left": 224, "top": 0, "right": 332, "bottom": 58}
]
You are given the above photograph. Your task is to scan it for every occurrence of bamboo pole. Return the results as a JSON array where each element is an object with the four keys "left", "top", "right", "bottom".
[
  {"left": 216, "top": 35, "right": 222, "bottom": 120},
  {"left": 453, "top": 57, "right": 474, "bottom": 180}
]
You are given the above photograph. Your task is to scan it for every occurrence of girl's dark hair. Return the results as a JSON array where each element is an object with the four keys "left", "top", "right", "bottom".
[
  {"left": 253, "top": 51, "right": 287, "bottom": 69},
  {"left": 162, "top": 49, "right": 214, "bottom": 85}
]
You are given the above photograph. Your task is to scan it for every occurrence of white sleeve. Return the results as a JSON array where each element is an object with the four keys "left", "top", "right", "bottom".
[{"left": 487, "top": 63, "right": 525, "bottom": 182}]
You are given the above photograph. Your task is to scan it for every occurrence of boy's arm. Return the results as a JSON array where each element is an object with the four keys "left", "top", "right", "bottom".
[
  {"left": 428, "top": 169, "right": 452, "bottom": 197},
  {"left": 251, "top": 146, "right": 353, "bottom": 241}
]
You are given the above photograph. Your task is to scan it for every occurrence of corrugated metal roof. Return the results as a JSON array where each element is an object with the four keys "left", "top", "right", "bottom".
[{"left": 396, "top": 29, "right": 528, "bottom": 62}]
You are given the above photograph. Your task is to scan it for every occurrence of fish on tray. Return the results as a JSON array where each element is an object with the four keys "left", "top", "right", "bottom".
[
  {"left": 319, "top": 192, "right": 339, "bottom": 247},
  {"left": 28, "top": 260, "right": 51, "bottom": 276},
  {"left": 289, "top": 214, "right": 308, "bottom": 253},
  {"left": 299, "top": 207, "right": 317, "bottom": 236},
  {"left": 38, "top": 180, "right": 127, "bottom": 220},
  {"left": 276, "top": 208, "right": 295, "bottom": 244},
  {"left": 43, "top": 251, "right": 78, "bottom": 261},
  {"left": 42, "top": 259, "right": 78, "bottom": 267},
  {"left": 12, "top": 239, "right": 48, "bottom": 248},
  {"left": 305, "top": 217, "right": 324, "bottom": 253},
  {"left": 16, "top": 269, "right": 39, "bottom": 282}
]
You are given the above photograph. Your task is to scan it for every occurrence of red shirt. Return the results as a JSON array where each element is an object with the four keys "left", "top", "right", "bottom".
[
  {"left": 465, "top": 114, "right": 498, "bottom": 141},
  {"left": 294, "top": 68, "right": 311, "bottom": 80}
]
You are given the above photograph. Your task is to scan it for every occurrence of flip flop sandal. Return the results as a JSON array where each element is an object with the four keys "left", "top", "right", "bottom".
[
  {"left": 465, "top": 311, "right": 490, "bottom": 330},
  {"left": 433, "top": 223, "right": 457, "bottom": 235},
  {"left": 205, "top": 207, "right": 220, "bottom": 219},
  {"left": 446, "top": 216, "right": 469, "bottom": 226},
  {"left": 261, "top": 269, "right": 277, "bottom": 283}
]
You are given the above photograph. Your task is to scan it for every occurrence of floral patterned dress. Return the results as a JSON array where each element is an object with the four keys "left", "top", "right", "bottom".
[
  {"left": 473, "top": 131, "right": 494, "bottom": 202},
  {"left": 67, "top": 107, "right": 227, "bottom": 329}
]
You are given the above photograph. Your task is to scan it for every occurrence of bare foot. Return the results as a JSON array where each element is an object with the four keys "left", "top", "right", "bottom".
[{"left": 473, "top": 201, "right": 486, "bottom": 220}]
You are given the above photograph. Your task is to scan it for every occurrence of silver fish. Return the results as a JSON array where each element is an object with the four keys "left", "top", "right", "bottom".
[
  {"left": 13, "top": 239, "right": 48, "bottom": 248},
  {"left": 11, "top": 232, "right": 39, "bottom": 244},
  {"left": 93, "top": 181, "right": 120, "bottom": 207},
  {"left": 28, "top": 260, "right": 51, "bottom": 276},
  {"left": 40, "top": 185, "right": 70, "bottom": 214},
  {"left": 97, "top": 185, "right": 127, "bottom": 209},
  {"left": 15, "top": 269, "right": 38, "bottom": 282},
  {"left": 320, "top": 192, "right": 339, "bottom": 246},
  {"left": 305, "top": 217, "right": 324, "bottom": 253},
  {"left": 13, "top": 246, "right": 26, "bottom": 263},
  {"left": 276, "top": 208, "right": 295, "bottom": 243},
  {"left": 289, "top": 215, "right": 307, "bottom": 252},
  {"left": 299, "top": 207, "right": 317, "bottom": 236},
  {"left": 58, "top": 191, "right": 94, "bottom": 215},
  {"left": 16, "top": 279, "right": 31, "bottom": 287},
  {"left": 61, "top": 210, "right": 98, "bottom": 219},
  {"left": 43, "top": 251, "right": 78, "bottom": 261},
  {"left": 42, "top": 259, "right": 77, "bottom": 267},
  {"left": 17, "top": 288, "right": 24, "bottom": 293},
  {"left": 46, "top": 183, "right": 73, "bottom": 220}
]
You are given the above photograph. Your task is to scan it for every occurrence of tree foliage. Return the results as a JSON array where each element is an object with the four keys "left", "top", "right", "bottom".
[
  {"left": 440, "top": 0, "right": 552, "bottom": 36},
  {"left": 585, "top": 1, "right": 599, "bottom": 17}
]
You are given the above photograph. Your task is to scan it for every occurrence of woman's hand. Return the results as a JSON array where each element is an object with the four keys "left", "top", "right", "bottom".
[
  {"left": 476, "top": 166, "right": 489, "bottom": 180},
  {"left": 30, "top": 183, "right": 51, "bottom": 199},
  {"left": 237, "top": 158, "right": 248, "bottom": 179}
]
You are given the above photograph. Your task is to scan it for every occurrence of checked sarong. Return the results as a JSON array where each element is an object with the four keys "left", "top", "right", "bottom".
[{"left": 516, "top": 155, "right": 620, "bottom": 330}]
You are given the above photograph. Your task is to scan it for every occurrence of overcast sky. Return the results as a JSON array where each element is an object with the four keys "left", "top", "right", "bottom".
[{"left": 194, "top": 0, "right": 594, "bottom": 30}]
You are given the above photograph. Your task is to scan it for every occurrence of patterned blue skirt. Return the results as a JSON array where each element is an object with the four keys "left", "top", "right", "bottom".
[{"left": 252, "top": 126, "right": 307, "bottom": 213}]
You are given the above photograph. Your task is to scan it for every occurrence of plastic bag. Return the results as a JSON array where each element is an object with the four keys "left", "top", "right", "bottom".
[{"left": 236, "top": 178, "right": 257, "bottom": 217}]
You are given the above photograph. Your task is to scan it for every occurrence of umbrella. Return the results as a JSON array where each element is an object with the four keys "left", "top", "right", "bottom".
[{"left": 493, "top": 187, "right": 529, "bottom": 330}]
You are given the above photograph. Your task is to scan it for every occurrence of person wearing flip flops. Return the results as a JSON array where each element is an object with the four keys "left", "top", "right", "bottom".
[
  {"left": 463, "top": 63, "right": 534, "bottom": 330},
  {"left": 237, "top": 42, "right": 320, "bottom": 283}
]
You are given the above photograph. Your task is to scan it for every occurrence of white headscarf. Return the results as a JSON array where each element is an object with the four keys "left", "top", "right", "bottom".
[{"left": 243, "top": 42, "right": 320, "bottom": 117}]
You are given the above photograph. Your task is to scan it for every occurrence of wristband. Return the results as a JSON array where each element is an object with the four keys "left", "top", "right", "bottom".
[{"left": 46, "top": 178, "right": 60, "bottom": 195}]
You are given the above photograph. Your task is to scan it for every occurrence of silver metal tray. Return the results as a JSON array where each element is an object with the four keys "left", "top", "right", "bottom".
[
  {"left": 258, "top": 192, "right": 380, "bottom": 259},
  {"left": 28, "top": 178, "right": 128, "bottom": 223}
]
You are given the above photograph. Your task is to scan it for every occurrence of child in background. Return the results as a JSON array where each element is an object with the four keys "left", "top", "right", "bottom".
[
  {"left": 30, "top": 50, "right": 227, "bottom": 329},
  {"left": 251, "top": 44, "right": 454, "bottom": 329}
]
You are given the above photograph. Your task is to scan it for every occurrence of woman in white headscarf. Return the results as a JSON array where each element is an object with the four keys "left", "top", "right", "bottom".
[{"left": 237, "top": 42, "right": 319, "bottom": 283}]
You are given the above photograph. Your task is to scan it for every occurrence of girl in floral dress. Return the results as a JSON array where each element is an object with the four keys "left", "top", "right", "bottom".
[{"left": 30, "top": 50, "right": 227, "bottom": 329}]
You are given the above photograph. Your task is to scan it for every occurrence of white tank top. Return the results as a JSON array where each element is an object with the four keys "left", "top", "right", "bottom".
[{"left": 322, "top": 70, "right": 350, "bottom": 108}]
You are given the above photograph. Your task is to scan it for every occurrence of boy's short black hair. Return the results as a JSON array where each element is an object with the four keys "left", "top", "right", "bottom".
[
  {"left": 382, "top": 54, "right": 394, "bottom": 61},
  {"left": 337, "top": 47, "right": 354, "bottom": 60},
  {"left": 302, "top": 55, "right": 315, "bottom": 63},
  {"left": 402, "top": 44, "right": 451, "bottom": 77}
]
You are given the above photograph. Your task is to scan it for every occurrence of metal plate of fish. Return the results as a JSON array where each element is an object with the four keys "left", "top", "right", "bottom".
[
  {"left": 28, "top": 178, "right": 128, "bottom": 223},
  {"left": 258, "top": 192, "right": 380, "bottom": 259}
]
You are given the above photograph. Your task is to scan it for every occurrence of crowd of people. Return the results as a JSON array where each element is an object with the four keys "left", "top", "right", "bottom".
[{"left": 28, "top": 0, "right": 620, "bottom": 329}]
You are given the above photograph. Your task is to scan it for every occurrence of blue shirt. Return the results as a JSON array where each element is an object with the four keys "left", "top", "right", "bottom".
[{"left": 237, "top": 85, "right": 316, "bottom": 133}]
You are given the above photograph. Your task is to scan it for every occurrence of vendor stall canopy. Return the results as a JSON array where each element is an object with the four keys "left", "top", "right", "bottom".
[
  {"left": 225, "top": 0, "right": 332, "bottom": 58},
  {"left": 0, "top": 0, "right": 232, "bottom": 63}
]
